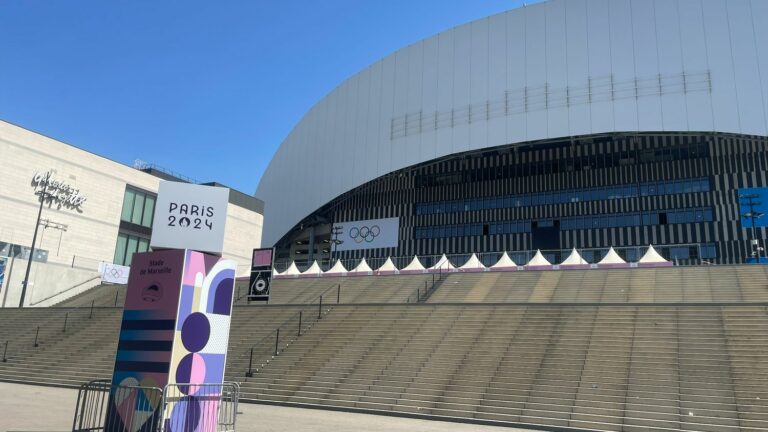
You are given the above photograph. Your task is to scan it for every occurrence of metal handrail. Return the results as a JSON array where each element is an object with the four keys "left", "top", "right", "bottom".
[{"left": 242, "top": 283, "right": 338, "bottom": 377}]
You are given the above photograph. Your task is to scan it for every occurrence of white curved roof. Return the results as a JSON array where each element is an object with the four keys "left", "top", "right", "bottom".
[{"left": 257, "top": 0, "right": 768, "bottom": 245}]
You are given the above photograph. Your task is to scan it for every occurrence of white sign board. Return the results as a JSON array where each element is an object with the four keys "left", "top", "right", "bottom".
[
  {"left": 150, "top": 182, "right": 229, "bottom": 255},
  {"left": 335, "top": 217, "right": 399, "bottom": 252},
  {"left": 99, "top": 262, "right": 130, "bottom": 284}
]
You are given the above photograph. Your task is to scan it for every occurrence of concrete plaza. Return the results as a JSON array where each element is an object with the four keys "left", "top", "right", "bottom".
[{"left": 0, "top": 382, "right": 527, "bottom": 432}]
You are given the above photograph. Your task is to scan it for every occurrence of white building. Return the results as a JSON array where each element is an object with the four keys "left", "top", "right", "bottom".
[{"left": 0, "top": 120, "right": 263, "bottom": 306}]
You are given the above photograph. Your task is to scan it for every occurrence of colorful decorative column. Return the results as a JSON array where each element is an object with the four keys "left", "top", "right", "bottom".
[{"left": 106, "top": 249, "right": 235, "bottom": 432}]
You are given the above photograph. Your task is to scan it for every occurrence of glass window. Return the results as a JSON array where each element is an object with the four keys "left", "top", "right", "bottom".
[
  {"left": 125, "top": 236, "right": 139, "bottom": 267},
  {"left": 131, "top": 193, "right": 145, "bottom": 225},
  {"left": 121, "top": 189, "right": 136, "bottom": 222},
  {"left": 114, "top": 234, "right": 128, "bottom": 265},
  {"left": 138, "top": 238, "right": 150, "bottom": 253},
  {"left": 142, "top": 196, "right": 155, "bottom": 227}
]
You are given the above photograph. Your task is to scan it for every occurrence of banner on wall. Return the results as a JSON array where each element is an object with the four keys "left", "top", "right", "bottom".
[
  {"left": 98, "top": 262, "right": 130, "bottom": 284},
  {"left": 334, "top": 217, "right": 399, "bottom": 252},
  {"left": 738, "top": 187, "right": 768, "bottom": 228},
  {"left": 248, "top": 248, "right": 274, "bottom": 301}
]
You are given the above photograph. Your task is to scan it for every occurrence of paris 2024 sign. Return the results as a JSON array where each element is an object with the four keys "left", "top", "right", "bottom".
[{"left": 150, "top": 181, "right": 229, "bottom": 255}]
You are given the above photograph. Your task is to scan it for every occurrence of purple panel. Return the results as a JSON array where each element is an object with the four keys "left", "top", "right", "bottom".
[
  {"left": 180, "top": 313, "right": 210, "bottom": 352},
  {"left": 211, "top": 279, "right": 233, "bottom": 315}
]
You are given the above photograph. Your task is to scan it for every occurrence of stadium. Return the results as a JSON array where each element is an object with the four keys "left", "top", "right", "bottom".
[{"left": 256, "top": 0, "right": 768, "bottom": 269}]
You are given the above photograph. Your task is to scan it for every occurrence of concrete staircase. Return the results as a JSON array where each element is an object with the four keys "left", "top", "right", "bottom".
[
  {"left": 238, "top": 304, "right": 768, "bottom": 431},
  {"left": 427, "top": 265, "right": 768, "bottom": 303},
  {"left": 2, "top": 264, "right": 767, "bottom": 431}
]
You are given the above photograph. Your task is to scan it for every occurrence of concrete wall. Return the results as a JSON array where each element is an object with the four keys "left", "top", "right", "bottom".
[
  {"left": 0, "top": 255, "right": 100, "bottom": 307},
  {"left": 256, "top": 0, "right": 768, "bottom": 246}
]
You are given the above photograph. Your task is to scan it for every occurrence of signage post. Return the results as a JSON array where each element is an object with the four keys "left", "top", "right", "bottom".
[
  {"left": 248, "top": 248, "right": 274, "bottom": 302},
  {"left": 106, "top": 182, "right": 237, "bottom": 432}
]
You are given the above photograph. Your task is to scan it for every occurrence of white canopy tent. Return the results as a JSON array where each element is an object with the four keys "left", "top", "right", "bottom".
[
  {"left": 458, "top": 253, "right": 487, "bottom": 272},
  {"left": 301, "top": 260, "right": 323, "bottom": 276},
  {"left": 400, "top": 256, "right": 426, "bottom": 273},
  {"left": 598, "top": 247, "right": 627, "bottom": 265},
  {"left": 376, "top": 257, "right": 399, "bottom": 274},
  {"left": 560, "top": 248, "right": 588, "bottom": 267},
  {"left": 325, "top": 260, "right": 348, "bottom": 275},
  {"left": 351, "top": 258, "right": 373, "bottom": 273},
  {"left": 490, "top": 252, "right": 518, "bottom": 270},
  {"left": 638, "top": 245, "right": 668, "bottom": 263},
  {"left": 526, "top": 250, "right": 552, "bottom": 267},
  {"left": 430, "top": 254, "right": 456, "bottom": 272},
  {"left": 637, "top": 245, "right": 673, "bottom": 267}
]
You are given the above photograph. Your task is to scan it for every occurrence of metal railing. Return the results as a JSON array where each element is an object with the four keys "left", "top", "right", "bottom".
[
  {"left": 72, "top": 379, "right": 163, "bottom": 432},
  {"left": 162, "top": 383, "right": 239, "bottom": 432},
  {"left": 275, "top": 243, "right": 707, "bottom": 272},
  {"left": 242, "top": 284, "right": 338, "bottom": 377},
  {"left": 72, "top": 379, "right": 240, "bottom": 432}
]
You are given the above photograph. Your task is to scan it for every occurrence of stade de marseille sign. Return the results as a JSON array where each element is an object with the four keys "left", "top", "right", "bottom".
[{"left": 32, "top": 170, "right": 87, "bottom": 209}]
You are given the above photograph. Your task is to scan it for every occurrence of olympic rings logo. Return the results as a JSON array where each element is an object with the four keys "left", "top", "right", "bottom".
[{"left": 349, "top": 225, "right": 381, "bottom": 243}]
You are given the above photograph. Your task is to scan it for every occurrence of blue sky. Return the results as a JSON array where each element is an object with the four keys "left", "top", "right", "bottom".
[{"left": 1, "top": 0, "right": 534, "bottom": 194}]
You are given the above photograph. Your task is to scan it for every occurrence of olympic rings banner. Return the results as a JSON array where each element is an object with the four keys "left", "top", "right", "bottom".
[{"left": 334, "top": 217, "right": 399, "bottom": 252}]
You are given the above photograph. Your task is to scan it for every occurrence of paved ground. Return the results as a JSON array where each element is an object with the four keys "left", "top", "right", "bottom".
[{"left": 0, "top": 382, "right": 527, "bottom": 432}]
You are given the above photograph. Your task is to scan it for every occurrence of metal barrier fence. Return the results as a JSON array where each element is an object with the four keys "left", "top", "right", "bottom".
[
  {"left": 162, "top": 383, "right": 239, "bottom": 432},
  {"left": 72, "top": 379, "right": 163, "bottom": 432},
  {"left": 72, "top": 380, "right": 240, "bottom": 432}
]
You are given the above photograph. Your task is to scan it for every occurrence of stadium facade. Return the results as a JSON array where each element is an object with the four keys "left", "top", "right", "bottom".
[{"left": 256, "top": 0, "right": 768, "bottom": 268}]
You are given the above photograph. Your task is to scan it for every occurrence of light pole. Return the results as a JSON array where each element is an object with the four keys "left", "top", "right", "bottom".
[
  {"left": 740, "top": 193, "right": 765, "bottom": 262},
  {"left": 20, "top": 173, "right": 51, "bottom": 307},
  {"left": 330, "top": 225, "right": 343, "bottom": 264}
]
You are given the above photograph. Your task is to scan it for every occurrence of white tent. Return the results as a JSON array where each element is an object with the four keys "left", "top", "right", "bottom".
[
  {"left": 598, "top": 247, "right": 627, "bottom": 265},
  {"left": 400, "top": 256, "right": 426, "bottom": 273},
  {"left": 376, "top": 257, "right": 399, "bottom": 274},
  {"left": 458, "top": 253, "right": 486, "bottom": 272},
  {"left": 490, "top": 252, "right": 518, "bottom": 270},
  {"left": 560, "top": 248, "right": 588, "bottom": 267},
  {"left": 282, "top": 261, "right": 301, "bottom": 277},
  {"left": 638, "top": 245, "right": 667, "bottom": 263},
  {"left": 301, "top": 260, "right": 323, "bottom": 276},
  {"left": 526, "top": 250, "right": 552, "bottom": 267},
  {"left": 430, "top": 254, "right": 456, "bottom": 272},
  {"left": 351, "top": 258, "right": 373, "bottom": 273},
  {"left": 325, "top": 260, "right": 348, "bottom": 275}
]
